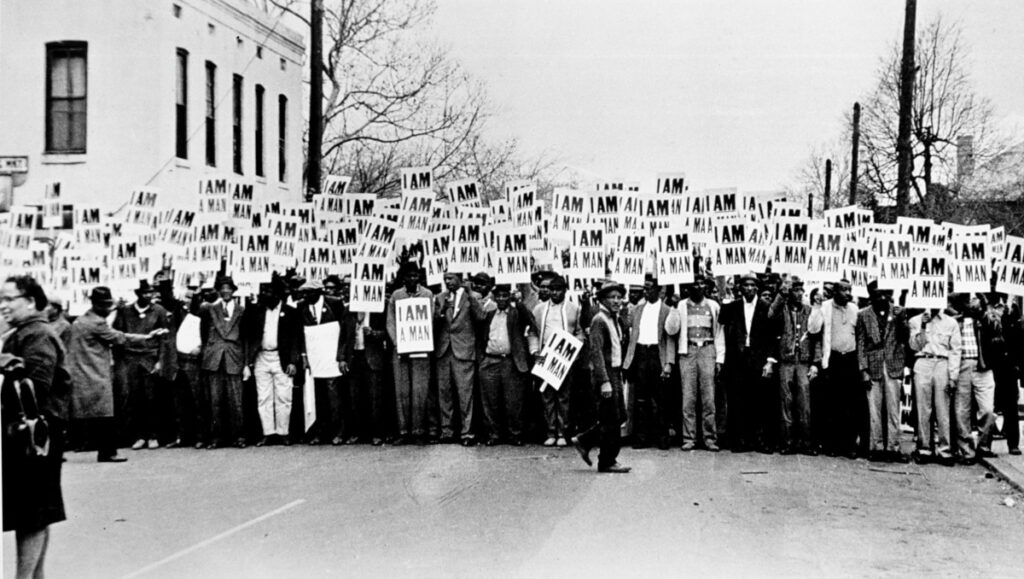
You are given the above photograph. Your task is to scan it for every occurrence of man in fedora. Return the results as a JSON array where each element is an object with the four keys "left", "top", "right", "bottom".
[
  {"left": 296, "top": 278, "right": 353, "bottom": 445},
  {"left": 242, "top": 278, "right": 304, "bottom": 446},
  {"left": 199, "top": 275, "right": 248, "bottom": 448},
  {"left": 572, "top": 281, "right": 631, "bottom": 473},
  {"left": 386, "top": 263, "right": 438, "bottom": 445},
  {"left": 112, "top": 279, "right": 171, "bottom": 451},
  {"left": 68, "top": 287, "right": 168, "bottom": 462}
]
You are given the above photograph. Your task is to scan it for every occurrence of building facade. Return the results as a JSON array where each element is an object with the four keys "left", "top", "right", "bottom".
[{"left": 0, "top": 0, "right": 305, "bottom": 212}]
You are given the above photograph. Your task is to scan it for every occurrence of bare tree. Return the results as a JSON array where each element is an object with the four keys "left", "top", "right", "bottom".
[
  {"left": 855, "top": 16, "right": 1006, "bottom": 218},
  {"left": 789, "top": 135, "right": 854, "bottom": 216}
]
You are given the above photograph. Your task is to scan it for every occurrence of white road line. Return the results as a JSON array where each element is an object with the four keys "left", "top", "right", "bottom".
[{"left": 121, "top": 499, "right": 305, "bottom": 579}]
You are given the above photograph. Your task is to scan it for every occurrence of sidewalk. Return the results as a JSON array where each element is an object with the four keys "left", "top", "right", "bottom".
[{"left": 979, "top": 438, "right": 1024, "bottom": 494}]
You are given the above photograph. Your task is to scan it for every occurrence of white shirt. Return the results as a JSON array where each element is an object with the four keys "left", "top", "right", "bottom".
[
  {"left": 309, "top": 296, "right": 325, "bottom": 324},
  {"left": 743, "top": 297, "right": 757, "bottom": 347},
  {"left": 451, "top": 288, "right": 464, "bottom": 312},
  {"left": 354, "top": 313, "right": 369, "bottom": 351},
  {"left": 262, "top": 303, "right": 280, "bottom": 350},
  {"left": 223, "top": 298, "right": 235, "bottom": 320},
  {"left": 542, "top": 301, "right": 566, "bottom": 343},
  {"left": 134, "top": 303, "right": 150, "bottom": 316},
  {"left": 637, "top": 300, "right": 661, "bottom": 345}
]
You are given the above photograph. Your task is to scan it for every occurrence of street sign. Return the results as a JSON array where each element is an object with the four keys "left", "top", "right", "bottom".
[{"left": 0, "top": 156, "right": 29, "bottom": 174}]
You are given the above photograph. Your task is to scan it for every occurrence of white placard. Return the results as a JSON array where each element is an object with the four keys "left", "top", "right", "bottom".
[
  {"left": 531, "top": 328, "right": 584, "bottom": 390},
  {"left": 303, "top": 322, "right": 341, "bottom": 378},
  {"left": 394, "top": 297, "right": 434, "bottom": 354}
]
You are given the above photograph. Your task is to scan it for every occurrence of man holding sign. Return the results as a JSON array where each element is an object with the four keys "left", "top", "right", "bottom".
[
  {"left": 434, "top": 272, "right": 485, "bottom": 446},
  {"left": 386, "top": 263, "right": 438, "bottom": 445}
]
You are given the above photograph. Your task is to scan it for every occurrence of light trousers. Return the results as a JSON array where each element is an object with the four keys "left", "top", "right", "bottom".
[
  {"left": 954, "top": 360, "right": 996, "bottom": 458},
  {"left": 912, "top": 358, "right": 952, "bottom": 458},
  {"left": 868, "top": 362, "right": 902, "bottom": 453},
  {"left": 254, "top": 350, "right": 292, "bottom": 436}
]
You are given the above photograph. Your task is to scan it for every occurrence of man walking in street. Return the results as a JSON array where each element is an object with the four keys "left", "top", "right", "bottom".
[{"left": 573, "top": 282, "right": 630, "bottom": 473}]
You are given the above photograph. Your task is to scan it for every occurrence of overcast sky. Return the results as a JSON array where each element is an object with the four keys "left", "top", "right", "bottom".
[{"left": 430, "top": 0, "right": 1024, "bottom": 192}]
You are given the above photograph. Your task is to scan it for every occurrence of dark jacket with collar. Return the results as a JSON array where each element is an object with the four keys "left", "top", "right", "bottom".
[
  {"left": 242, "top": 302, "right": 305, "bottom": 381},
  {"left": 720, "top": 296, "right": 772, "bottom": 365},
  {"left": 435, "top": 288, "right": 485, "bottom": 360},
  {"left": 199, "top": 299, "right": 245, "bottom": 374},
  {"left": 856, "top": 305, "right": 908, "bottom": 380},
  {"left": 477, "top": 302, "right": 535, "bottom": 373},
  {"left": 299, "top": 295, "right": 354, "bottom": 364}
]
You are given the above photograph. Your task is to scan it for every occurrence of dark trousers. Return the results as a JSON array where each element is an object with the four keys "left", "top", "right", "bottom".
[
  {"left": 82, "top": 417, "right": 120, "bottom": 460},
  {"left": 436, "top": 352, "right": 477, "bottom": 439},
  {"left": 630, "top": 345, "right": 667, "bottom": 445},
  {"left": 825, "top": 351, "right": 861, "bottom": 454},
  {"left": 726, "top": 352, "right": 770, "bottom": 450},
  {"left": 995, "top": 364, "right": 1020, "bottom": 450},
  {"left": 576, "top": 368, "right": 625, "bottom": 468},
  {"left": 479, "top": 356, "right": 526, "bottom": 441},
  {"left": 172, "top": 355, "right": 205, "bottom": 444},
  {"left": 352, "top": 351, "right": 389, "bottom": 440},
  {"left": 207, "top": 368, "right": 244, "bottom": 444},
  {"left": 116, "top": 356, "right": 160, "bottom": 442},
  {"left": 394, "top": 355, "right": 433, "bottom": 438},
  {"left": 310, "top": 377, "right": 343, "bottom": 441},
  {"left": 778, "top": 362, "right": 812, "bottom": 450}
]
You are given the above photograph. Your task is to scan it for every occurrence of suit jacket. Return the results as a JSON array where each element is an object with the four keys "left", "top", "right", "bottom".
[
  {"left": 623, "top": 300, "right": 676, "bottom": 369},
  {"left": 199, "top": 299, "right": 246, "bottom": 374},
  {"left": 768, "top": 294, "right": 822, "bottom": 365},
  {"left": 348, "top": 311, "right": 389, "bottom": 371},
  {"left": 299, "top": 295, "right": 353, "bottom": 364},
  {"left": 719, "top": 297, "right": 772, "bottom": 366},
  {"left": 856, "top": 305, "right": 908, "bottom": 380},
  {"left": 434, "top": 288, "right": 484, "bottom": 360},
  {"left": 242, "top": 303, "right": 305, "bottom": 380},
  {"left": 478, "top": 303, "right": 535, "bottom": 373}
]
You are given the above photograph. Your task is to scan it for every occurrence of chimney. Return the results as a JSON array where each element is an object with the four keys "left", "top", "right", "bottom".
[{"left": 957, "top": 135, "right": 974, "bottom": 181}]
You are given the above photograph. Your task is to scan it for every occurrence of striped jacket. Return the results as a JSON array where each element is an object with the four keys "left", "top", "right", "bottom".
[{"left": 856, "top": 305, "right": 908, "bottom": 380}]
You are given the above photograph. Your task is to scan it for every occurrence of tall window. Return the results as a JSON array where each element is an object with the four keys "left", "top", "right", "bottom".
[
  {"left": 175, "top": 49, "right": 188, "bottom": 159},
  {"left": 278, "top": 95, "right": 287, "bottom": 182},
  {"left": 232, "top": 74, "right": 243, "bottom": 174},
  {"left": 45, "top": 41, "right": 87, "bottom": 153},
  {"left": 255, "top": 84, "right": 264, "bottom": 177},
  {"left": 205, "top": 61, "right": 216, "bottom": 166}
]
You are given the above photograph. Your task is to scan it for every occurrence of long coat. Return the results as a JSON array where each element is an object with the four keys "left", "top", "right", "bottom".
[{"left": 67, "top": 310, "right": 151, "bottom": 419}]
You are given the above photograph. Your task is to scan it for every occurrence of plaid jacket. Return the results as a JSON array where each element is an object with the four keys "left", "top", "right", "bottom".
[{"left": 856, "top": 306, "right": 908, "bottom": 380}]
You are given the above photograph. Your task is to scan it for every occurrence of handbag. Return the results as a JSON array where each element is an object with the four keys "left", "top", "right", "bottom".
[{"left": 4, "top": 377, "right": 50, "bottom": 458}]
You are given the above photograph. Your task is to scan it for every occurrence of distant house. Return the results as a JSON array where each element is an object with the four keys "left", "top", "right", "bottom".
[{"left": 0, "top": 0, "right": 306, "bottom": 211}]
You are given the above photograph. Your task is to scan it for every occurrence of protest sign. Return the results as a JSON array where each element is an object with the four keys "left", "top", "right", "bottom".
[
  {"left": 397, "top": 190, "right": 434, "bottom": 243},
  {"left": 124, "top": 188, "right": 161, "bottom": 234},
  {"left": 712, "top": 219, "right": 748, "bottom": 276},
  {"left": 771, "top": 217, "right": 808, "bottom": 275},
  {"left": 551, "top": 188, "right": 587, "bottom": 245},
  {"left": 444, "top": 178, "right": 482, "bottom": 207},
  {"left": 950, "top": 234, "right": 990, "bottom": 293},
  {"left": 394, "top": 297, "right": 434, "bottom": 354},
  {"left": 42, "top": 181, "right": 63, "bottom": 229},
  {"left": 906, "top": 252, "right": 949, "bottom": 309},
  {"left": 654, "top": 228, "right": 694, "bottom": 285},
  {"left": 610, "top": 230, "right": 647, "bottom": 286},
  {"left": 898, "top": 216, "right": 945, "bottom": 252},
  {"left": 400, "top": 167, "right": 433, "bottom": 193},
  {"left": 423, "top": 230, "right": 451, "bottom": 286},
  {"left": 197, "top": 177, "right": 231, "bottom": 217},
  {"left": 532, "top": 328, "right": 584, "bottom": 391},
  {"left": 235, "top": 231, "right": 272, "bottom": 289},
  {"left": 996, "top": 236, "right": 1024, "bottom": 297},
  {"left": 805, "top": 224, "right": 845, "bottom": 285},
  {"left": 448, "top": 220, "right": 483, "bottom": 274},
  {"left": 228, "top": 180, "right": 254, "bottom": 225},
  {"left": 569, "top": 224, "right": 606, "bottom": 282},
  {"left": 304, "top": 323, "right": 342, "bottom": 378},
  {"left": 655, "top": 173, "right": 687, "bottom": 195},
  {"left": 350, "top": 257, "right": 387, "bottom": 313},
  {"left": 875, "top": 232, "right": 913, "bottom": 290},
  {"left": 492, "top": 226, "right": 532, "bottom": 284},
  {"left": 299, "top": 241, "right": 344, "bottom": 282},
  {"left": 323, "top": 175, "right": 352, "bottom": 197},
  {"left": 841, "top": 241, "right": 874, "bottom": 298},
  {"left": 744, "top": 222, "right": 770, "bottom": 273},
  {"left": 824, "top": 205, "right": 873, "bottom": 241},
  {"left": 268, "top": 213, "right": 300, "bottom": 272},
  {"left": 357, "top": 217, "right": 397, "bottom": 260}
]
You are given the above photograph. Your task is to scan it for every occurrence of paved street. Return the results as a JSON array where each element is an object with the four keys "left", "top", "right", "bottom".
[{"left": 5, "top": 442, "right": 1024, "bottom": 579}]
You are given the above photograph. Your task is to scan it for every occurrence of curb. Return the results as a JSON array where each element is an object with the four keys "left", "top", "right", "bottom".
[{"left": 979, "top": 456, "right": 1024, "bottom": 495}]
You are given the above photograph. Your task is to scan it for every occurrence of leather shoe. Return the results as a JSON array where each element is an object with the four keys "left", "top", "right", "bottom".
[
  {"left": 556, "top": 437, "right": 568, "bottom": 448},
  {"left": 371, "top": 438, "right": 384, "bottom": 446},
  {"left": 331, "top": 436, "right": 344, "bottom": 446},
  {"left": 571, "top": 436, "right": 592, "bottom": 466},
  {"left": 543, "top": 437, "right": 557, "bottom": 447},
  {"left": 680, "top": 443, "right": 696, "bottom": 451},
  {"left": 977, "top": 449, "right": 997, "bottom": 459},
  {"left": 165, "top": 439, "right": 182, "bottom": 449},
  {"left": 598, "top": 462, "right": 631, "bottom": 473},
  {"left": 256, "top": 437, "right": 269, "bottom": 448},
  {"left": 705, "top": 443, "right": 720, "bottom": 453},
  {"left": 1010, "top": 448, "right": 1022, "bottom": 456},
  {"left": 98, "top": 454, "right": 128, "bottom": 463},
  {"left": 485, "top": 438, "right": 500, "bottom": 447},
  {"left": 131, "top": 439, "right": 146, "bottom": 450},
  {"left": 194, "top": 442, "right": 206, "bottom": 450},
  {"left": 460, "top": 438, "right": 476, "bottom": 447}
]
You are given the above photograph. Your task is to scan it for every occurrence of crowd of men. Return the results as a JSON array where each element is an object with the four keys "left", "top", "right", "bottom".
[{"left": 45, "top": 263, "right": 1024, "bottom": 471}]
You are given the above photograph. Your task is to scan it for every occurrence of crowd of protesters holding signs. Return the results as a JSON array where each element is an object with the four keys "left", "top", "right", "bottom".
[{"left": 3, "top": 168, "right": 1024, "bottom": 571}]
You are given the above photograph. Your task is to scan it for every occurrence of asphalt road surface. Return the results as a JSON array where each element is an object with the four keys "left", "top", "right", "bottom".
[{"left": 5, "top": 444, "right": 1024, "bottom": 578}]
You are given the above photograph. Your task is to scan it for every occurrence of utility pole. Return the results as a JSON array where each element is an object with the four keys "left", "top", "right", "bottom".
[
  {"left": 307, "top": 0, "right": 324, "bottom": 200},
  {"left": 895, "top": 0, "right": 917, "bottom": 216},
  {"left": 808, "top": 193, "right": 814, "bottom": 217},
  {"left": 850, "top": 102, "right": 860, "bottom": 206},
  {"left": 824, "top": 159, "right": 832, "bottom": 211}
]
